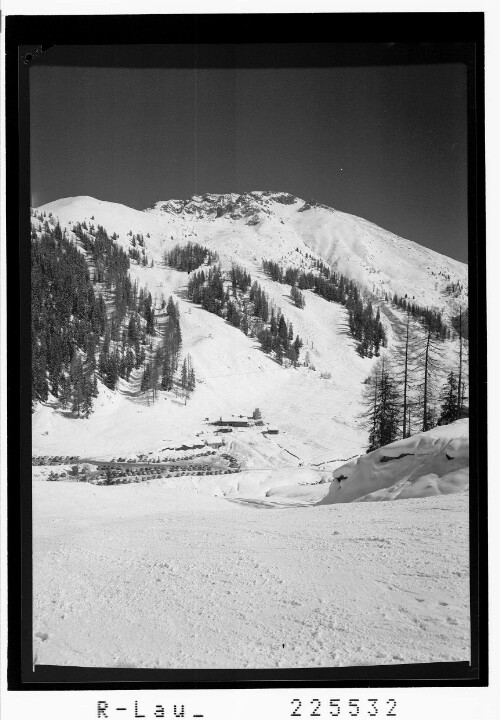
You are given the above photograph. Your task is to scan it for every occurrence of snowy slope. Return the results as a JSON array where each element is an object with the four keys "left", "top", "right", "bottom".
[
  {"left": 33, "top": 193, "right": 467, "bottom": 464},
  {"left": 33, "top": 478, "right": 469, "bottom": 669},
  {"left": 31, "top": 256, "right": 372, "bottom": 462},
  {"left": 38, "top": 191, "right": 468, "bottom": 315}
]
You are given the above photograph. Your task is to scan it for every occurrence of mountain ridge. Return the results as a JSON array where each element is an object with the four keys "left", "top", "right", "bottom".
[
  {"left": 31, "top": 192, "right": 468, "bottom": 465},
  {"left": 36, "top": 191, "right": 467, "bottom": 316}
]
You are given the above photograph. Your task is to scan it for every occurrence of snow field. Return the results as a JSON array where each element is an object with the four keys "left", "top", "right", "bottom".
[{"left": 33, "top": 479, "right": 469, "bottom": 669}]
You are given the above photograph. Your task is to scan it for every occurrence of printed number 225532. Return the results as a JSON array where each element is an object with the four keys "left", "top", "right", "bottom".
[{"left": 291, "top": 698, "right": 397, "bottom": 717}]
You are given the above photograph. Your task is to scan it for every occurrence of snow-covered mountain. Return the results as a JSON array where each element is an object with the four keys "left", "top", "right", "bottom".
[
  {"left": 39, "top": 191, "right": 467, "bottom": 315},
  {"left": 32, "top": 192, "right": 470, "bottom": 672},
  {"left": 32, "top": 192, "right": 468, "bottom": 471}
]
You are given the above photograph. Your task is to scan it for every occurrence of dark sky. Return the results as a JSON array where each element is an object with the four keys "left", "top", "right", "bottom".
[{"left": 30, "top": 61, "right": 468, "bottom": 262}]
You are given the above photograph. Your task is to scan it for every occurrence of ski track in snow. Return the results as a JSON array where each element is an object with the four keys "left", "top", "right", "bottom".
[{"left": 33, "top": 481, "right": 469, "bottom": 669}]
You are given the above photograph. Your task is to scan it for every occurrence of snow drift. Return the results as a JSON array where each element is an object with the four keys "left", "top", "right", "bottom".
[{"left": 319, "top": 419, "right": 469, "bottom": 504}]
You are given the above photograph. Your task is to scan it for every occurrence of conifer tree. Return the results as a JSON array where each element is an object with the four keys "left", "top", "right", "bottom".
[
  {"left": 361, "top": 356, "right": 401, "bottom": 451},
  {"left": 81, "top": 374, "right": 94, "bottom": 418},
  {"left": 32, "top": 342, "right": 49, "bottom": 406},
  {"left": 70, "top": 355, "right": 85, "bottom": 417},
  {"left": 293, "top": 335, "right": 303, "bottom": 360},
  {"left": 416, "top": 320, "right": 443, "bottom": 432},
  {"left": 91, "top": 372, "right": 99, "bottom": 398},
  {"left": 438, "top": 371, "right": 459, "bottom": 426},
  {"left": 166, "top": 295, "right": 176, "bottom": 318},
  {"left": 141, "top": 364, "right": 151, "bottom": 393},
  {"left": 146, "top": 351, "right": 160, "bottom": 403},
  {"left": 392, "top": 307, "right": 419, "bottom": 438},
  {"left": 161, "top": 350, "right": 173, "bottom": 390},
  {"left": 58, "top": 373, "right": 72, "bottom": 409},
  {"left": 287, "top": 345, "right": 298, "bottom": 367},
  {"left": 241, "top": 314, "right": 250, "bottom": 336},
  {"left": 278, "top": 315, "right": 288, "bottom": 347},
  {"left": 270, "top": 310, "right": 277, "bottom": 336},
  {"left": 290, "top": 285, "right": 305, "bottom": 308},
  {"left": 181, "top": 358, "right": 188, "bottom": 390}
]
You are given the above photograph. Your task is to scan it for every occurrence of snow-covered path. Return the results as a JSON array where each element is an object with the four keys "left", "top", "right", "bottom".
[{"left": 33, "top": 480, "right": 470, "bottom": 669}]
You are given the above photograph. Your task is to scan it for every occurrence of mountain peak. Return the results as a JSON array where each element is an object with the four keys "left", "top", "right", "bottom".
[
  {"left": 145, "top": 190, "right": 305, "bottom": 220},
  {"left": 35, "top": 190, "right": 467, "bottom": 317}
]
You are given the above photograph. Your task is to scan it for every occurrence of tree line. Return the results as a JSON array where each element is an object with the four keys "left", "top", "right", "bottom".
[
  {"left": 262, "top": 260, "right": 386, "bottom": 357},
  {"left": 139, "top": 296, "right": 190, "bottom": 404},
  {"left": 31, "top": 225, "right": 104, "bottom": 416},
  {"left": 31, "top": 219, "right": 167, "bottom": 416},
  {"left": 361, "top": 306, "right": 467, "bottom": 452},
  {"left": 391, "top": 293, "right": 448, "bottom": 340},
  {"left": 163, "top": 241, "right": 219, "bottom": 273},
  {"left": 187, "top": 264, "right": 304, "bottom": 366}
]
